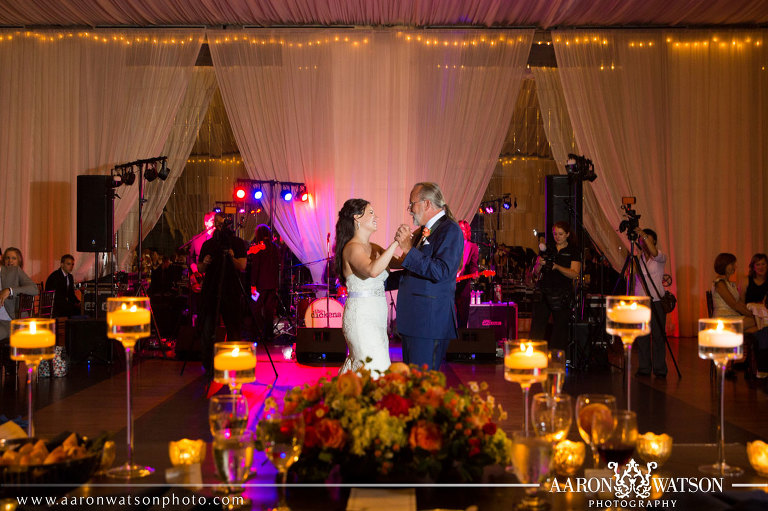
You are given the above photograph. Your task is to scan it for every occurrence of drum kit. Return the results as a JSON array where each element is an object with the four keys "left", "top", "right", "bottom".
[{"left": 287, "top": 282, "right": 347, "bottom": 332}]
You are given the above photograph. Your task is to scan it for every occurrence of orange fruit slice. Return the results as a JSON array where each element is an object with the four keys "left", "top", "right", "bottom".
[{"left": 578, "top": 403, "right": 613, "bottom": 438}]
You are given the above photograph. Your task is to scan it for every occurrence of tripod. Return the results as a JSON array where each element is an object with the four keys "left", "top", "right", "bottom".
[{"left": 614, "top": 239, "right": 682, "bottom": 379}]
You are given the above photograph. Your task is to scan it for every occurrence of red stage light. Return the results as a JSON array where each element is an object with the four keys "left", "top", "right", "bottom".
[{"left": 234, "top": 186, "right": 247, "bottom": 200}]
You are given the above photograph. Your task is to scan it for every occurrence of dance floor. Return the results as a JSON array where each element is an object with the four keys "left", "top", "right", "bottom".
[{"left": 2, "top": 335, "right": 768, "bottom": 509}]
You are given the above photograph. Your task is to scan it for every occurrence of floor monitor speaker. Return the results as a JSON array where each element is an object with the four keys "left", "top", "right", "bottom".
[
  {"left": 447, "top": 328, "right": 497, "bottom": 362},
  {"left": 295, "top": 328, "right": 347, "bottom": 363}
]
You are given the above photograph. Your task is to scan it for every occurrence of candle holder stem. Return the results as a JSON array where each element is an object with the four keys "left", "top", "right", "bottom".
[
  {"left": 699, "top": 361, "right": 743, "bottom": 476},
  {"left": 623, "top": 340, "right": 633, "bottom": 411},
  {"left": 26, "top": 363, "right": 37, "bottom": 437},
  {"left": 107, "top": 342, "right": 154, "bottom": 479},
  {"left": 522, "top": 385, "right": 531, "bottom": 436},
  {"left": 125, "top": 346, "right": 134, "bottom": 469}
]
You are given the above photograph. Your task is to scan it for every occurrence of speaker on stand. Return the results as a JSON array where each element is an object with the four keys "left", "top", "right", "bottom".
[{"left": 77, "top": 175, "right": 114, "bottom": 319}]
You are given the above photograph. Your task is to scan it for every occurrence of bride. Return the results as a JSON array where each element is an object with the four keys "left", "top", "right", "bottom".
[{"left": 335, "top": 199, "right": 400, "bottom": 376}]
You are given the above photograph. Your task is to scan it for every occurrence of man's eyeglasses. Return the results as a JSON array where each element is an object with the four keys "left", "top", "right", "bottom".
[{"left": 407, "top": 199, "right": 425, "bottom": 210}]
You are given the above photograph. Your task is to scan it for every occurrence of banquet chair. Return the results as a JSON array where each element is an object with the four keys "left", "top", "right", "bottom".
[
  {"left": 17, "top": 294, "right": 36, "bottom": 318},
  {"left": 38, "top": 290, "right": 55, "bottom": 318}
]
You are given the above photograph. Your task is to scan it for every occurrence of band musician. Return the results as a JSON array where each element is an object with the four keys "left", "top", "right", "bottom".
[{"left": 455, "top": 220, "right": 479, "bottom": 328}]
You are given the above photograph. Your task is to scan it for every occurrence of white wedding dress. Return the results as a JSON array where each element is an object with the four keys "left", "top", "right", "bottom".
[{"left": 339, "top": 270, "right": 391, "bottom": 377}]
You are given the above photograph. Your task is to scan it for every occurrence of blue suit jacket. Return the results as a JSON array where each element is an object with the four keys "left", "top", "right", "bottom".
[{"left": 396, "top": 215, "right": 464, "bottom": 340}]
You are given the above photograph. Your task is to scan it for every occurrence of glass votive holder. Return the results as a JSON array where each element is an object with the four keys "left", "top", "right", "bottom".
[
  {"left": 552, "top": 440, "right": 585, "bottom": 476},
  {"left": 636, "top": 433, "right": 673, "bottom": 468},
  {"left": 169, "top": 439, "right": 206, "bottom": 466},
  {"left": 747, "top": 441, "right": 768, "bottom": 477}
]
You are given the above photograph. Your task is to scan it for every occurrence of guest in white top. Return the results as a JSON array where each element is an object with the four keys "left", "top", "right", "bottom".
[
  {"left": 633, "top": 228, "right": 668, "bottom": 378},
  {"left": 712, "top": 252, "right": 757, "bottom": 333}
]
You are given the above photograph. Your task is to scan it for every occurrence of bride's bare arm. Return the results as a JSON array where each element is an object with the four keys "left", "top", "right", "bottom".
[
  {"left": 371, "top": 243, "right": 403, "bottom": 270},
  {"left": 345, "top": 240, "right": 399, "bottom": 279}
]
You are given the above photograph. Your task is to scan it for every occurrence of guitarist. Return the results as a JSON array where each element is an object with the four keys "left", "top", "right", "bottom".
[
  {"left": 455, "top": 220, "right": 479, "bottom": 328},
  {"left": 248, "top": 224, "right": 279, "bottom": 342}
]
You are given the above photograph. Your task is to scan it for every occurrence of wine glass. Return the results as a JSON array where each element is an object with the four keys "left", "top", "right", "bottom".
[
  {"left": 510, "top": 431, "right": 553, "bottom": 509},
  {"left": 546, "top": 349, "right": 566, "bottom": 396},
  {"left": 258, "top": 412, "right": 305, "bottom": 511},
  {"left": 531, "top": 393, "right": 572, "bottom": 443},
  {"left": 213, "top": 430, "right": 255, "bottom": 494},
  {"left": 504, "top": 340, "right": 548, "bottom": 436},
  {"left": 9, "top": 318, "right": 55, "bottom": 437},
  {"left": 209, "top": 394, "right": 249, "bottom": 439},
  {"left": 105, "top": 297, "right": 154, "bottom": 479},
  {"left": 698, "top": 318, "right": 743, "bottom": 476},
  {"left": 214, "top": 341, "right": 257, "bottom": 395},
  {"left": 576, "top": 394, "right": 617, "bottom": 468},
  {"left": 594, "top": 410, "right": 638, "bottom": 469},
  {"left": 605, "top": 296, "right": 651, "bottom": 410}
]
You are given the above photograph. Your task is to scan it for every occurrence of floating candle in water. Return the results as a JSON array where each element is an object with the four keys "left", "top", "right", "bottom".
[
  {"left": 607, "top": 302, "right": 651, "bottom": 323},
  {"left": 699, "top": 320, "right": 742, "bottom": 347},
  {"left": 214, "top": 346, "right": 257, "bottom": 371},
  {"left": 504, "top": 343, "right": 548, "bottom": 369},
  {"left": 10, "top": 320, "right": 55, "bottom": 348},
  {"left": 108, "top": 304, "right": 151, "bottom": 327}
]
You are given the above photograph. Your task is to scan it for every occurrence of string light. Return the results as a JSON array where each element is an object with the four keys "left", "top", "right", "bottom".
[{"left": 0, "top": 30, "right": 201, "bottom": 46}]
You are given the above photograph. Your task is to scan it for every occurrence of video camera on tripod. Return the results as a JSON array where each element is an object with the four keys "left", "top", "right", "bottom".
[
  {"left": 618, "top": 196, "right": 641, "bottom": 242},
  {"left": 212, "top": 214, "right": 237, "bottom": 252}
]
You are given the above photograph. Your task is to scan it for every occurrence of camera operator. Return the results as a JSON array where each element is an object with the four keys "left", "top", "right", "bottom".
[
  {"left": 632, "top": 227, "right": 668, "bottom": 378},
  {"left": 198, "top": 213, "right": 248, "bottom": 376},
  {"left": 530, "top": 221, "right": 581, "bottom": 351}
]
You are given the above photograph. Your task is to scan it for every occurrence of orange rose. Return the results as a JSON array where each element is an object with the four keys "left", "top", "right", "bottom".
[
  {"left": 388, "top": 362, "right": 411, "bottom": 375},
  {"left": 336, "top": 372, "right": 363, "bottom": 397},
  {"left": 315, "top": 418, "right": 346, "bottom": 449},
  {"left": 301, "top": 384, "right": 323, "bottom": 403},
  {"left": 282, "top": 399, "right": 299, "bottom": 415},
  {"left": 408, "top": 420, "right": 443, "bottom": 452},
  {"left": 412, "top": 387, "right": 445, "bottom": 408}
]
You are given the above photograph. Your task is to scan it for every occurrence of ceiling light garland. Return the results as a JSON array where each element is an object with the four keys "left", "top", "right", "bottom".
[
  {"left": 211, "top": 31, "right": 525, "bottom": 48},
  {"left": 0, "top": 30, "right": 202, "bottom": 46}
]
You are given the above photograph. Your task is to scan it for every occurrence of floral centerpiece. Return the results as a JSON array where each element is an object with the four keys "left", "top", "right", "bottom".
[{"left": 258, "top": 362, "right": 512, "bottom": 483}]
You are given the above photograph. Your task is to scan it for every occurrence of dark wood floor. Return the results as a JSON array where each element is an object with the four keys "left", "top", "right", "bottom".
[{"left": 2, "top": 334, "right": 768, "bottom": 509}]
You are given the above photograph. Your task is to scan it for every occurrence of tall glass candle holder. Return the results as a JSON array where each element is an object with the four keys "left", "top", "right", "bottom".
[
  {"left": 10, "top": 318, "right": 55, "bottom": 437},
  {"left": 504, "top": 340, "right": 548, "bottom": 436},
  {"left": 698, "top": 318, "right": 743, "bottom": 477},
  {"left": 214, "top": 342, "right": 256, "bottom": 394},
  {"left": 106, "top": 297, "right": 154, "bottom": 479},
  {"left": 605, "top": 296, "right": 651, "bottom": 410}
]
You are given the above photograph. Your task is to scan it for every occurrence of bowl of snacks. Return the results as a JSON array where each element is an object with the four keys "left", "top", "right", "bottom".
[{"left": 0, "top": 432, "right": 107, "bottom": 497}]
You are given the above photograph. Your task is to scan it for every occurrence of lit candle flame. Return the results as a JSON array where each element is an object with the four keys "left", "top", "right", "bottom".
[
  {"left": 232, "top": 346, "right": 240, "bottom": 356},
  {"left": 30, "top": 321, "right": 36, "bottom": 334},
  {"left": 716, "top": 320, "right": 724, "bottom": 331},
  {"left": 524, "top": 344, "right": 533, "bottom": 356}
]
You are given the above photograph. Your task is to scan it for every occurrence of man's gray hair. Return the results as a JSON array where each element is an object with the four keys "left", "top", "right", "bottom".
[{"left": 414, "top": 182, "right": 456, "bottom": 221}]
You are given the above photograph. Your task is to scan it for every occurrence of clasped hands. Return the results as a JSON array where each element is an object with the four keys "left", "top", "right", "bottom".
[{"left": 394, "top": 224, "right": 414, "bottom": 252}]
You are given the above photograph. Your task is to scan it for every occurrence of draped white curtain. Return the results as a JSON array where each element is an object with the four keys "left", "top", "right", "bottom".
[
  {"left": 118, "top": 67, "right": 218, "bottom": 269},
  {"left": 209, "top": 28, "right": 533, "bottom": 281},
  {"left": 532, "top": 67, "right": 628, "bottom": 273},
  {"left": 0, "top": 29, "right": 203, "bottom": 281},
  {"left": 553, "top": 29, "right": 768, "bottom": 335}
]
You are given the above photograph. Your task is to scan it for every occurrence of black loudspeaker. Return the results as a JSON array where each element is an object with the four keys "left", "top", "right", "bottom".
[
  {"left": 77, "top": 175, "right": 114, "bottom": 253},
  {"left": 447, "top": 328, "right": 497, "bottom": 361},
  {"left": 545, "top": 175, "right": 582, "bottom": 245},
  {"left": 295, "top": 328, "right": 347, "bottom": 363},
  {"left": 467, "top": 302, "right": 518, "bottom": 341},
  {"left": 66, "top": 318, "right": 115, "bottom": 364},
  {"left": 175, "top": 325, "right": 201, "bottom": 361}
]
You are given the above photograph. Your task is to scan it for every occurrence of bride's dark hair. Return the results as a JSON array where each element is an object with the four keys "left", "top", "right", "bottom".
[{"left": 335, "top": 199, "right": 369, "bottom": 285}]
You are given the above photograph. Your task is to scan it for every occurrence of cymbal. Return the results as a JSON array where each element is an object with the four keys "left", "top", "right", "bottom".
[{"left": 301, "top": 283, "right": 330, "bottom": 291}]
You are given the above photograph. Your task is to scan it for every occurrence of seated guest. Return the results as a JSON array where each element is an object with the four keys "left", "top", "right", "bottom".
[
  {"left": 45, "top": 254, "right": 81, "bottom": 318},
  {"left": 1, "top": 263, "right": 39, "bottom": 375},
  {"left": 712, "top": 252, "right": 757, "bottom": 333},
  {"left": 3, "top": 247, "right": 24, "bottom": 269},
  {"left": 745, "top": 253, "right": 768, "bottom": 305}
]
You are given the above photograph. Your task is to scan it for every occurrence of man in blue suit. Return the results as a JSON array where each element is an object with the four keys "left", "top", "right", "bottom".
[{"left": 395, "top": 182, "right": 464, "bottom": 370}]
